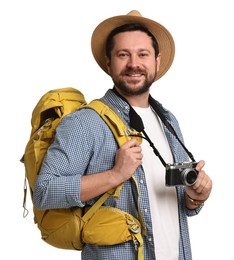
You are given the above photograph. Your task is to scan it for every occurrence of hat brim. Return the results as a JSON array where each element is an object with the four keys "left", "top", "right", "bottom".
[{"left": 91, "top": 11, "right": 175, "bottom": 81}]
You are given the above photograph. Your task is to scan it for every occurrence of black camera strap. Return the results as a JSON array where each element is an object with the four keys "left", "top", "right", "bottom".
[
  {"left": 148, "top": 95, "right": 196, "bottom": 162},
  {"left": 111, "top": 88, "right": 196, "bottom": 167}
]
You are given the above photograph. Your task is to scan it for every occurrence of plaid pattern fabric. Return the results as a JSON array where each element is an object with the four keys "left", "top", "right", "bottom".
[{"left": 33, "top": 89, "right": 203, "bottom": 260}]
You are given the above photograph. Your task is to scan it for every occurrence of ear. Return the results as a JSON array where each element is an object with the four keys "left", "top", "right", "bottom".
[
  {"left": 156, "top": 53, "right": 161, "bottom": 73},
  {"left": 106, "top": 56, "right": 111, "bottom": 74}
]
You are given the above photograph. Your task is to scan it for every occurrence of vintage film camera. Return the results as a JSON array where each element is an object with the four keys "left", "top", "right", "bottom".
[{"left": 165, "top": 162, "right": 198, "bottom": 186}]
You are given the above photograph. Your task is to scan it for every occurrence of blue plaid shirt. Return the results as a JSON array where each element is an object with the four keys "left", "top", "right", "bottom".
[{"left": 33, "top": 89, "right": 203, "bottom": 260}]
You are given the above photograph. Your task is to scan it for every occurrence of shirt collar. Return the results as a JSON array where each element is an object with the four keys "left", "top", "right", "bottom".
[{"left": 101, "top": 88, "right": 131, "bottom": 123}]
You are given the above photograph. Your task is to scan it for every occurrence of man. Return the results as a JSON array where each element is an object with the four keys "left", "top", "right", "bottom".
[{"left": 33, "top": 10, "right": 212, "bottom": 260}]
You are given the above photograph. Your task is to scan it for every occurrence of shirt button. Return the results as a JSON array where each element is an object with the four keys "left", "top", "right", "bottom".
[
  {"left": 140, "top": 179, "right": 144, "bottom": 184},
  {"left": 148, "top": 237, "right": 152, "bottom": 242},
  {"left": 144, "top": 208, "right": 148, "bottom": 213}
]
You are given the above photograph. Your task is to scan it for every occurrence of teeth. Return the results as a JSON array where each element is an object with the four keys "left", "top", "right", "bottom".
[{"left": 129, "top": 74, "right": 141, "bottom": 77}]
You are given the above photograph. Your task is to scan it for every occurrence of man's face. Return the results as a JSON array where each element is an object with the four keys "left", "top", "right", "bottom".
[{"left": 106, "top": 30, "right": 161, "bottom": 96}]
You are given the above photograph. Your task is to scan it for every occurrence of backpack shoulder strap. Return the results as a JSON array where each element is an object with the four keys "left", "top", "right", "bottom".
[
  {"left": 82, "top": 100, "right": 146, "bottom": 233},
  {"left": 85, "top": 99, "right": 142, "bottom": 147}
]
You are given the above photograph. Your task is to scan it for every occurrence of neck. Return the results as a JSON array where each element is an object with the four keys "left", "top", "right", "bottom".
[{"left": 113, "top": 87, "right": 149, "bottom": 108}]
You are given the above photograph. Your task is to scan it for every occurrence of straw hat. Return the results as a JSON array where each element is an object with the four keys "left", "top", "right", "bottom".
[{"left": 91, "top": 10, "right": 175, "bottom": 81}]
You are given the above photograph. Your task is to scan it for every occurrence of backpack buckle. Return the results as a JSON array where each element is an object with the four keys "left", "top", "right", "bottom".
[{"left": 127, "top": 218, "right": 141, "bottom": 234}]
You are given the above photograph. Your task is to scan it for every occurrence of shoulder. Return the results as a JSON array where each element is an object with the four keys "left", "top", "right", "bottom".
[
  {"left": 53, "top": 107, "right": 113, "bottom": 149},
  {"left": 61, "top": 107, "right": 106, "bottom": 129},
  {"left": 57, "top": 107, "right": 114, "bottom": 142}
]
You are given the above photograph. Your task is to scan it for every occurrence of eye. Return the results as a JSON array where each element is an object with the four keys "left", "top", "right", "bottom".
[
  {"left": 139, "top": 52, "right": 149, "bottom": 57},
  {"left": 118, "top": 52, "right": 129, "bottom": 58}
]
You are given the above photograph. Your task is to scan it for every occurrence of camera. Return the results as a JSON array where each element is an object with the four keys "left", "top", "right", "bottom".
[{"left": 165, "top": 162, "right": 198, "bottom": 186}]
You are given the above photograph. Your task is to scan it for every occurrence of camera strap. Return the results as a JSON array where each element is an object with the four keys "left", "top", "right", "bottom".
[
  {"left": 148, "top": 95, "right": 196, "bottom": 162},
  {"left": 111, "top": 88, "right": 196, "bottom": 167}
]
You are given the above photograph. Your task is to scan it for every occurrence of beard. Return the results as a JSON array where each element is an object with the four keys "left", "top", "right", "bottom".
[
  {"left": 113, "top": 77, "right": 153, "bottom": 97},
  {"left": 115, "top": 80, "right": 150, "bottom": 96}
]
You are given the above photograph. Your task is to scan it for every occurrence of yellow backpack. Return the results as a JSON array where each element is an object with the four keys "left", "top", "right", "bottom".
[{"left": 21, "top": 87, "right": 145, "bottom": 260}]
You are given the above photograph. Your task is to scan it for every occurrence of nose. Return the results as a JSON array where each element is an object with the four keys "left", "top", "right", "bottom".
[{"left": 127, "top": 54, "right": 140, "bottom": 68}]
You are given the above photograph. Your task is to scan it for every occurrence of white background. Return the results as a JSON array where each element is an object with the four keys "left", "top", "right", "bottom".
[{"left": 1, "top": 0, "right": 233, "bottom": 259}]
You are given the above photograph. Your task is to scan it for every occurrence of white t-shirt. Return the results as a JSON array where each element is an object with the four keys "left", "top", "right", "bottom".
[{"left": 133, "top": 106, "right": 179, "bottom": 260}]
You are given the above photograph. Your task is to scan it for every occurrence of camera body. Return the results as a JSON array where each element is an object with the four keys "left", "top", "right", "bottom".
[{"left": 165, "top": 161, "right": 198, "bottom": 186}]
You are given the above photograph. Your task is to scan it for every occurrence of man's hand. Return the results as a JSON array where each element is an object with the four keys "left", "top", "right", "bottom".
[
  {"left": 185, "top": 160, "right": 213, "bottom": 208},
  {"left": 112, "top": 138, "right": 143, "bottom": 183}
]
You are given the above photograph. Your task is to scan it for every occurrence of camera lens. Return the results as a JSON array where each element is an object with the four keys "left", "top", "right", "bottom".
[{"left": 182, "top": 169, "right": 198, "bottom": 186}]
